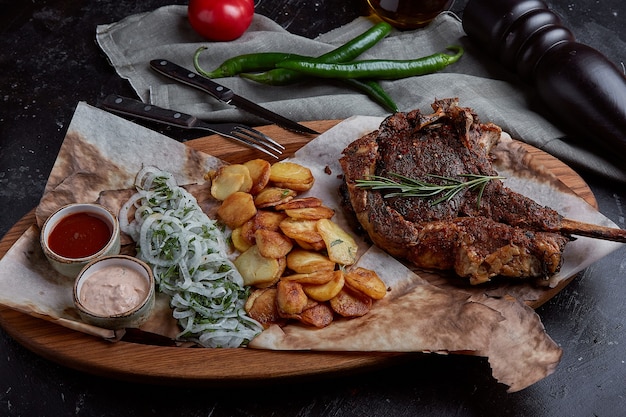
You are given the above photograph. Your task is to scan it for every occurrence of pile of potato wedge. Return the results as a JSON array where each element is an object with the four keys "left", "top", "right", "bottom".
[{"left": 206, "top": 159, "right": 388, "bottom": 329}]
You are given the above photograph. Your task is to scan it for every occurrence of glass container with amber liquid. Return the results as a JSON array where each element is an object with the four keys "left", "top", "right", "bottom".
[{"left": 366, "top": 0, "right": 454, "bottom": 29}]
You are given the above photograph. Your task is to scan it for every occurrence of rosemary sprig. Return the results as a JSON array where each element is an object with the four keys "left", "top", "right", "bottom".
[{"left": 355, "top": 173, "right": 505, "bottom": 207}]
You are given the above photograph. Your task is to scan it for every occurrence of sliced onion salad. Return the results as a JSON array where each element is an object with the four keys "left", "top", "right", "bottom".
[{"left": 119, "top": 166, "right": 262, "bottom": 348}]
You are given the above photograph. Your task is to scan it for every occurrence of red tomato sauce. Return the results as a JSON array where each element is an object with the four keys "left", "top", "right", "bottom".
[{"left": 48, "top": 212, "right": 112, "bottom": 258}]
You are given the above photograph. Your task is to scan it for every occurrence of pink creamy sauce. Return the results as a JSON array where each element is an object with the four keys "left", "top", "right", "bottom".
[{"left": 80, "top": 265, "right": 149, "bottom": 316}]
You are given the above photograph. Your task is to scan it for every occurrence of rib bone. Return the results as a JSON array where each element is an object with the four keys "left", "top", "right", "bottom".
[{"left": 559, "top": 218, "right": 626, "bottom": 242}]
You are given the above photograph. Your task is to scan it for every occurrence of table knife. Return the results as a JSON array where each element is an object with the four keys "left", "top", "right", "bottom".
[
  {"left": 149, "top": 59, "right": 319, "bottom": 135},
  {"left": 100, "top": 94, "right": 284, "bottom": 158}
]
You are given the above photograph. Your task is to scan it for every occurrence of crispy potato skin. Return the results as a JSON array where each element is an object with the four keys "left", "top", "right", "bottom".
[
  {"left": 217, "top": 191, "right": 256, "bottom": 228},
  {"left": 344, "top": 267, "right": 388, "bottom": 300},
  {"left": 243, "top": 159, "right": 271, "bottom": 195},
  {"left": 210, "top": 164, "right": 253, "bottom": 200}
]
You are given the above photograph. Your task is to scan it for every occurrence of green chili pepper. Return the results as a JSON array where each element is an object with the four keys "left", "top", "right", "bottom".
[
  {"left": 341, "top": 79, "right": 399, "bottom": 112},
  {"left": 276, "top": 46, "right": 464, "bottom": 80},
  {"left": 193, "top": 47, "right": 307, "bottom": 78},
  {"left": 239, "top": 69, "right": 300, "bottom": 85},
  {"left": 317, "top": 21, "right": 393, "bottom": 62},
  {"left": 195, "top": 22, "right": 392, "bottom": 81},
  {"left": 240, "top": 21, "right": 393, "bottom": 85},
  {"left": 192, "top": 22, "right": 398, "bottom": 112}
]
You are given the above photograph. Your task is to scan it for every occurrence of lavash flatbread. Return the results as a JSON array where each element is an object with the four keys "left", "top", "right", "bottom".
[{"left": 34, "top": 102, "right": 226, "bottom": 228}]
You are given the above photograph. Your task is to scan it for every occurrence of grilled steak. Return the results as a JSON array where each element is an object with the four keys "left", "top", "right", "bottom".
[{"left": 339, "top": 98, "right": 572, "bottom": 284}]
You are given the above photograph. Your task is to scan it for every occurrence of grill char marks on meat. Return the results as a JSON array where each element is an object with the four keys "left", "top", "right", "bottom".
[{"left": 340, "top": 98, "right": 572, "bottom": 285}]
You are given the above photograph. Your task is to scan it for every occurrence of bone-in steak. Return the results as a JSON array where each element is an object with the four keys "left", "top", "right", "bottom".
[{"left": 339, "top": 98, "right": 572, "bottom": 284}]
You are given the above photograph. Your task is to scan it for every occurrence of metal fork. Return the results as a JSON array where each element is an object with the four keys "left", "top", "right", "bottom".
[{"left": 101, "top": 94, "right": 284, "bottom": 159}]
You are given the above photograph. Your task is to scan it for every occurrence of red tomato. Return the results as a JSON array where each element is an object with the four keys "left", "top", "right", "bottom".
[{"left": 187, "top": 0, "right": 255, "bottom": 41}]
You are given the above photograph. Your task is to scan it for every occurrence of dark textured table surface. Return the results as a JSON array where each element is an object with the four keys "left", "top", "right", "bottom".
[{"left": 1, "top": 1, "right": 625, "bottom": 416}]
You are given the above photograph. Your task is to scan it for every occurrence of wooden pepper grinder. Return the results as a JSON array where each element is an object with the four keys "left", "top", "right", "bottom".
[{"left": 462, "top": 0, "right": 626, "bottom": 163}]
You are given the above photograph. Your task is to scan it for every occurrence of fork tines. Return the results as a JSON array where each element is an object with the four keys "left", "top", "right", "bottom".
[{"left": 230, "top": 125, "right": 285, "bottom": 159}]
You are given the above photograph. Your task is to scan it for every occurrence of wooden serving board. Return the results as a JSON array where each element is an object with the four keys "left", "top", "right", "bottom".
[{"left": 0, "top": 119, "right": 597, "bottom": 385}]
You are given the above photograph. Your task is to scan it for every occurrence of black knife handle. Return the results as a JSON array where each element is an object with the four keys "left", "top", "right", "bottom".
[
  {"left": 150, "top": 59, "right": 235, "bottom": 102},
  {"left": 101, "top": 94, "right": 198, "bottom": 128}
]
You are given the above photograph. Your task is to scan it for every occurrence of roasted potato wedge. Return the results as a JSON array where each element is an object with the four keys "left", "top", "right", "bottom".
[
  {"left": 210, "top": 164, "right": 252, "bottom": 200},
  {"left": 344, "top": 267, "right": 387, "bottom": 300},
  {"left": 238, "top": 218, "right": 257, "bottom": 246},
  {"left": 275, "top": 197, "right": 322, "bottom": 210},
  {"left": 231, "top": 226, "right": 253, "bottom": 252},
  {"left": 237, "top": 210, "right": 287, "bottom": 249},
  {"left": 277, "top": 298, "right": 318, "bottom": 320},
  {"left": 299, "top": 303, "right": 334, "bottom": 328},
  {"left": 293, "top": 239, "right": 327, "bottom": 251},
  {"left": 245, "top": 288, "right": 283, "bottom": 328},
  {"left": 234, "top": 245, "right": 283, "bottom": 287},
  {"left": 254, "top": 210, "right": 287, "bottom": 232},
  {"left": 302, "top": 270, "right": 345, "bottom": 302},
  {"left": 243, "top": 158, "right": 271, "bottom": 195},
  {"left": 284, "top": 206, "right": 335, "bottom": 220},
  {"left": 286, "top": 248, "right": 335, "bottom": 274},
  {"left": 316, "top": 219, "right": 358, "bottom": 265},
  {"left": 254, "top": 187, "right": 297, "bottom": 208},
  {"left": 244, "top": 286, "right": 263, "bottom": 312},
  {"left": 255, "top": 229, "right": 293, "bottom": 258},
  {"left": 217, "top": 191, "right": 257, "bottom": 229},
  {"left": 276, "top": 280, "right": 308, "bottom": 315},
  {"left": 279, "top": 218, "right": 324, "bottom": 245},
  {"left": 282, "top": 270, "right": 336, "bottom": 285},
  {"left": 259, "top": 256, "right": 287, "bottom": 288},
  {"left": 275, "top": 178, "right": 314, "bottom": 193},
  {"left": 330, "top": 287, "right": 372, "bottom": 318},
  {"left": 270, "top": 162, "right": 315, "bottom": 192}
]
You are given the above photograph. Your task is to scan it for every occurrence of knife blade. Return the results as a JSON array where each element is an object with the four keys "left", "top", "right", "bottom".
[
  {"left": 99, "top": 94, "right": 284, "bottom": 159},
  {"left": 149, "top": 59, "right": 319, "bottom": 135}
]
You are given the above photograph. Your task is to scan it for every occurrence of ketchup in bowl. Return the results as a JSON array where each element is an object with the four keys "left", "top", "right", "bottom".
[
  {"left": 40, "top": 203, "right": 121, "bottom": 278},
  {"left": 47, "top": 212, "right": 112, "bottom": 258}
]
